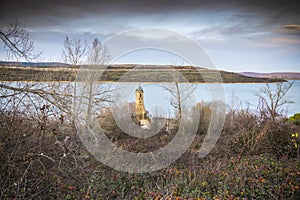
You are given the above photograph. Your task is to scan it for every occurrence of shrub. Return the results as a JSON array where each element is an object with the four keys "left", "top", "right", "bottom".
[
  {"left": 228, "top": 111, "right": 300, "bottom": 158},
  {"left": 289, "top": 113, "right": 300, "bottom": 126},
  {"left": 192, "top": 102, "right": 212, "bottom": 135}
]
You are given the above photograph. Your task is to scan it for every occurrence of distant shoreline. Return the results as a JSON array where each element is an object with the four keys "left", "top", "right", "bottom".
[
  {"left": 0, "top": 80, "right": 293, "bottom": 84},
  {"left": 0, "top": 64, "right": 285, "bottom": 83},
  {"left": 240, "top": 72, "right": 300, "bottom": 80}
]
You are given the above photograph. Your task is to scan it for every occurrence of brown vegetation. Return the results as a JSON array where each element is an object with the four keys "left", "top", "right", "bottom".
[
  {"left": 1, "top": 104, "right": 300, "bottom": 199},
  {"left": 0, "top": 81, "right": 299, "bottom": 199}
]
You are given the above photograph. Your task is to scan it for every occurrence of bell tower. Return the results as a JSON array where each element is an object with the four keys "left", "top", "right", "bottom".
[{"left": 135, "top": 85, "right": 146, "bottom": 120}]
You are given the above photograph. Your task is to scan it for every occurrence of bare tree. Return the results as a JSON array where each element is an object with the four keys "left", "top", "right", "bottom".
[
  {"left": 0, "top": 20, "right": 41, "bottom": 60},
  {"left": 87, "top": 38, "right": 110, "bottom": 65},
  {"left": 164, "top": 69, "right": 195, "bottom": 121},
  {"left": 62, "top": 36, "right": 87, "bottom": 65},
  {"left": 61, "top": 36, "right": 87, "bottom": 120},
  {"left": 78, "top": 38, "right": 111, "bottom": 123},
  {"left": 256, "top": 81, "right": 294, "bottom": 121}
]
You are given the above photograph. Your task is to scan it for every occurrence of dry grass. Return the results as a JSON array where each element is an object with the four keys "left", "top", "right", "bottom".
[{"left": 0, "top": 109, "right": 299, "bottom": 199}]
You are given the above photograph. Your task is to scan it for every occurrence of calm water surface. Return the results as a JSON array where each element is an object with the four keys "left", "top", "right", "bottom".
[
  {"left": 128, "top": 80, "right": 300, "bottom": 117},
  {"left": 2, "top": 80, "right": 299, "bottom": 117}
]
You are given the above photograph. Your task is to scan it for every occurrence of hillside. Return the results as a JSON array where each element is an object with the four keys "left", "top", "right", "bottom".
[
  {"left": 0, "top": 61, "right": 70, "bottom": 67},
  {"left": 240, "top": 72, "right": 300, "bottom": 80},
  {"left": 0, "top": 63, "right": 283, "bottom": 83}
]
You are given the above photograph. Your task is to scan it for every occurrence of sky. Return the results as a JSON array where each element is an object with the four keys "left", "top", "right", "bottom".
[{"left": 0, "top": 0, "right": 300, "bottom": 72}]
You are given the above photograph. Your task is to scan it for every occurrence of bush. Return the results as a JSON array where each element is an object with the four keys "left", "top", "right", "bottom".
[
  {"left": 192, "top": 102, "right": 211, "bottom": 135},
  {"left": 224, "top": 109, "right": 259, "bottom": 136},
  {"left": 289, "top": 113, "right": 300, "bottom": 125},
  {"left": 227, "top": 110, "right": 300, "bottom": 158}
]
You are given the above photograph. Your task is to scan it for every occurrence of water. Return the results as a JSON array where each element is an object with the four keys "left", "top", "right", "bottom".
[
  {"left": 1, "top": 80, "right": 299, "bottom": 117},
  {"left": 126, "top": 80, "right": 300, "bottom": 117}
]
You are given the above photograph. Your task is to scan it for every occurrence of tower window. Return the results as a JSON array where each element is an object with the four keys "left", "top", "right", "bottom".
[{"left": 140, "top": 93, "right": 142, "bottom": 98}]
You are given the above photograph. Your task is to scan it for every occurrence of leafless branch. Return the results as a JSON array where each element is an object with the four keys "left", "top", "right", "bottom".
[
  {"left": 0, "top": 20, "right": 42, "bottom": 61},
  {"left": 62, "top": 36, "right": 87, "bottom": 65},
  {"left": 256, "top": 81, "right": 294, "bottom": 120},
  {"left": 87, "top": 38, "right": 110, "bottom": 65}
]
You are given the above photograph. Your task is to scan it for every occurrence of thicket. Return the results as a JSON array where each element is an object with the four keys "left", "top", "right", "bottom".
[{"left": 0, "top": 81, "right": 299, "bottom": 199}]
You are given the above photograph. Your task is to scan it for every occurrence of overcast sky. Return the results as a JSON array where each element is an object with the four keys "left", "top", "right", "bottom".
[{"left": 0, "top": 0, "right": 300, "bottom": 72}]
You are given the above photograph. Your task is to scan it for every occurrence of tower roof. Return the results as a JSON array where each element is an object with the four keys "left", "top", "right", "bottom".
[{"left": 136, "top": 85, "right": 143, "bottom": 92}]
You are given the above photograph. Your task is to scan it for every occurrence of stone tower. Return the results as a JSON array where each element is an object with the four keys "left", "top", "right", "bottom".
[{"left": 135, "top": 85, "right": 147, "bottom": 121}]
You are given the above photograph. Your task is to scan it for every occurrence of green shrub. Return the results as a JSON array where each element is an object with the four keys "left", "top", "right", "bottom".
[{"left": 288, "top": 113, "right": 300, "bottom": 125}]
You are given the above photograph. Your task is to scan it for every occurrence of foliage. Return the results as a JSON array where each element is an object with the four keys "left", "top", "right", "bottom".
[
  {"left": 1, "top": 104, "right": 300, "bottom": 199},
  {"left": 229, "top": 116, "right": 299, "bottom": 158},
  {"left": 0, "top": 79, "right": 299, "bottom": 199},
  {"left": 289, "top": 113, "right": 300, "bottom": 125}
]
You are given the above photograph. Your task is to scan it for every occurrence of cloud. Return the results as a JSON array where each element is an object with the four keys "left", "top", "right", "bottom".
[
  {"left": 2, "top": 1, "right": 299, "bottom": 43},
  {"left": 269, "top": 37, "right": 300, "bottom": 45},
  {"left": 1, "top": 0, "right": 300, "bottom": 71},
  {"left": 272, "top": 24, "right": 300, "bottom": 38},
  {"left": 284, "top": 24, "right": 300, "bottom": 30},
  {"left": 1, "top": 0, "right": 300, "bottom": 32}
]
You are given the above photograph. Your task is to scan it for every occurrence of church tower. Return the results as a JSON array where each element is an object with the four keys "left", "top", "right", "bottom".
[{"left": 135, "top": 85, "right": 146, "bottom": 121}]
